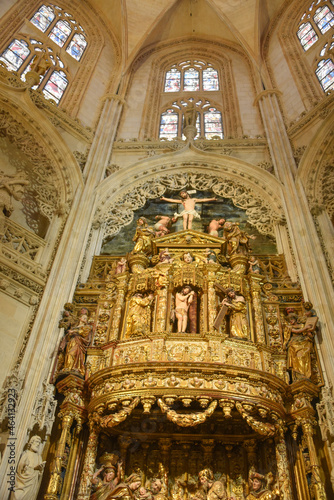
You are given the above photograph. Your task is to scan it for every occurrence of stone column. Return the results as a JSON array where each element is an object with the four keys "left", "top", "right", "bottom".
[
  {"left": 44, "top": 413, "right": 74, "bottom": 500},
  {"left": 77, "top": 423, "right": 100, "bottom": 500}
]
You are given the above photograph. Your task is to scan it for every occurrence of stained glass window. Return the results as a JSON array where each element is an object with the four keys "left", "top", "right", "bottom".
[
  {"left": 0, "top": 39, "right": 30, "bottom": 71},
  {"left": 297, "top": 22, "right": 318, "bottom": 50},
  {"left": 203, "top": 68, "right": 219, "bottom": 91},
  {"left": 43, "top": 70, "right": 68, "bottom": 103},
  {"left": 165, "top": 68, "right": 181, "bottom": 92},
  {"left": 49, "top": 20, "right": 72, "bottom": 47},
  {"left": 316, "top": 59, "right": 334, "bottom": 91},
  {"left": 159, "top": 109, "right": 179, "bottom": 139},
  {"left": 204, "top": 108, "right": 223, "bottom": 139},
  {"left": 30, "top": 5, "right": 55, "bottom": 33},
  {"left": 314, "top": 6, "right": 334, "bottom": 34},
  {"left": 66, "top": 33, "right": 87, "bottom": 61},
  {"left": 184, "top": 68, "right": 200, "bottom": 91}
]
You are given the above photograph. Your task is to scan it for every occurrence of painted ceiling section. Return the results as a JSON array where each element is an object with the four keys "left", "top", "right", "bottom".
[{"left": 91, "top": 0, "right": 285, "bottom": 68}]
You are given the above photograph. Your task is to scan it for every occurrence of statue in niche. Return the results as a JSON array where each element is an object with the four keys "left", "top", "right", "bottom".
[
  {"left": 132, "top": 218, "right": 155, "bottom": 256},
  {"left": 125, "top": 292, "right": 154, "bottom": 337},
  {"left": 207, "top": 218, "right": 226, "bottom": 237},
  {"left": 174, "top": 285, "right": 197, "bottom": 333},
  {"left": 161, "top": 191, "right": 216, "bottom": 230},
  {"left": 222, "top": 221, "right": 256, "bottom": 256},
  {"left": 90, "top": 457, "right": 122, "bottom": 500},
  {"left": 12, "top": 435, "right": 45, "bottom": 500},
  {"left": 0, "top": 170, "right": 29, "bottom": 234},
  {"left": 58, "top": 307, "right": 93, "bottom": 375},
  {"left": 194, "top": 468, "right": 228, "bottom": 500},
  {"left": 218, "top": 288, "right": 249, "bottom": 339},
  {"left": 245, "top": 472, "right": 277, "bottom": 499},
  {"left": 183, "top": 102, "right": 197, "bottom": 128},
  {"left": 154, "top": 215, "right": 176, "bottom": 237},
  {"left": 283, "top": 308, "right": 317, "bottom": 381}
]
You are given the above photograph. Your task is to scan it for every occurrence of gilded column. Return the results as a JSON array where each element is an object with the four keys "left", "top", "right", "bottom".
[
  {"left": 155, "top": 285, "right": 168, "bottom": 333},
  {"left": 77, "top": 423, "right": 100, "bottom": 500},
  {"left": 201, "top": 439, "right": 215, "bottom": 467},
  {"left": 301, "top": 418, "right": 327, "bottom": 500},
  {"left": 108, "top": 275, "right": 128, "bottom": 341},
  {"left": 44, "top": 413, "right": 74, "bottom": 500},
  {"left": 275, "top": 429, "right": 294, "bottom": 500},
  {"left": 244, "top": 439, "right": 258, "bottom": 470},
  {"left": 249, "top": 275, "right": 266, "bottom": 344},
  {"left": 60, "top": 419, "right": 83, "bottom": 500},
  {"left": 207, "top": 279, "right": 216, "bottom": 332}
]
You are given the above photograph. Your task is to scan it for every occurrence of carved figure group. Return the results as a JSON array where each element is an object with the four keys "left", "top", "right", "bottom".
[
  {"left": 161, "top": 191, "right": 216, "bottom": 230},
  {"left": 91, "top": 460, "right": 122, "bottom": 500}
]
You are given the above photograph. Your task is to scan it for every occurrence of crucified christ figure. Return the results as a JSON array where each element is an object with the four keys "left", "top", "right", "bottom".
[{"left": 161, "top": 190, "right": 216, "bottom": 230}]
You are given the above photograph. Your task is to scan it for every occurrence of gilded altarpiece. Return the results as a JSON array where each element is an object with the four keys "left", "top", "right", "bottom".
[{"left": 43, "top": 217, "right": 332, "bottom": 500}]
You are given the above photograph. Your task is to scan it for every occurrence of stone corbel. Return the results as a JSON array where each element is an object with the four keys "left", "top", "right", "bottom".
[{"left": 157, "top": 398, "right": 217, "bottom": 427}]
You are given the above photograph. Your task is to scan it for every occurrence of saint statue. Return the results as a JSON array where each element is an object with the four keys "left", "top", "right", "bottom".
[
  {"left": 161, "top": 191, "right": 216, "bottom": 230},
  {"left": 283, "top": 309, "right": 317, "bottom": 380},
  {"left": 132, "top": 217, "right": 155, "bottom": 256},
  {"left": 12, "top": 435, "right": 45, "bottom": 500},
  {"left": 216, "top": 288, "right": 249, "bottom": 339},
  {"left": 90, "top": 460, "right": 122, "bottom": 500},
  {"left": 222, "top": 222, "right": 256, "bottom": 256},
  {"left": 246, "top": 472, "right": 276, "bottom": 500},
  {"left": 195, "top": 468, "right": 228, "bottom": 500},
  {"left": 207, "top": 218, "right": 225, "bottom": 237},
  {"left": 125, "top": 292, "right": 154, "bottom": 337},
  {"left": 59, "top": 307, "right": 93, "bottom": 375},
  {"left": 174, "top": 286, "right": 197, "bottom": 333},
  {"left": 99, "top": 472, "right": 142, "bottom": 500}
]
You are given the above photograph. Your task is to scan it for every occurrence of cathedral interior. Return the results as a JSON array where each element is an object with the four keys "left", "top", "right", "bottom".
[{"left": 0, "top": 1, "right": 333, "bottom": 499}]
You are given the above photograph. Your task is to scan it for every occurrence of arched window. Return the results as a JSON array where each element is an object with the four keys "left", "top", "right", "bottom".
[
  {"left": 164, "top": 61, "right": 220, "bottom": 92},
  {"left": 29, "top": 3, "right": 87, "bottom": 61},
  {"left": 0, "top": 37, "right": 69, "bottom": 103},
  {"left": 316, "top": 58, "right": 334, "bottom": 90},
  {"left": 297, "top": 1, "right": 334, "bottom": 51},
  {"left": 159, "top": 98, "right": 223, "bottom": 140}
]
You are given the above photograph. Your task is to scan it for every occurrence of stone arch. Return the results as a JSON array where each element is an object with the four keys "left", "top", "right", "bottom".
[
  {"left": 297, "top": 111, "right": 334, "bottom": 218},
  {"left": 94, "top": 148, "right": 285, "bottom": 243}
]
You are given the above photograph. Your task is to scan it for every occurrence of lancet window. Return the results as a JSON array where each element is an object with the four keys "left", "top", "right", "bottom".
[
  {"left": 314, "top": 36, "right": 334, "bottom": 90},
  {"left": 0, "top": 37, "right": 69, "bottom": 103},
  {"left": 159, "top": 98, "right": 223, "bottom": 140},
  {"left": 164, "top": 61, "right": 219, "bottom": 92},
  {"left": 297, "top": 1, "right": 334, "bottom": 51}
]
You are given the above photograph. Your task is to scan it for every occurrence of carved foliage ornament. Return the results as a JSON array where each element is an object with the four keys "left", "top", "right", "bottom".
[
  {"left": 0, "top": 108, "right": 69, "bottom": 221},
  {"left": 95, "top": 172, "right": 283, "bottom": 240}
]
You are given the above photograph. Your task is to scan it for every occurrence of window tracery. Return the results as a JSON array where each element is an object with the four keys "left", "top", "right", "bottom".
[
  {"left": 0, "top": 36, "right": 69, "bottom": 103},
  {"left": 315, "top": 36, "right": 334, "bottom": 90},
  {"left": 159, "top": 98, "right": 223, "bottom": 140},
  {"left": 164, "top": 60, "right": 219, "bottom": 93},
  {"left": 29, "top": 4, "right": 87, "bottom": 61},
  {"left": 297, "top": 0, "right": 334, "bottom": 51}
]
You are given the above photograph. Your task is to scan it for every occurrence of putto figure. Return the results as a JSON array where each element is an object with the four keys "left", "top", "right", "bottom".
[{"left": 161, "top": 191, "right": 216, "bottom": 230}]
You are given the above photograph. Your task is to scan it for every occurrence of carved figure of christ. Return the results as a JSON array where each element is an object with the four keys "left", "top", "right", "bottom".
[{"left": 160, "top": 191, "right": 217, "bottom": 230}]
